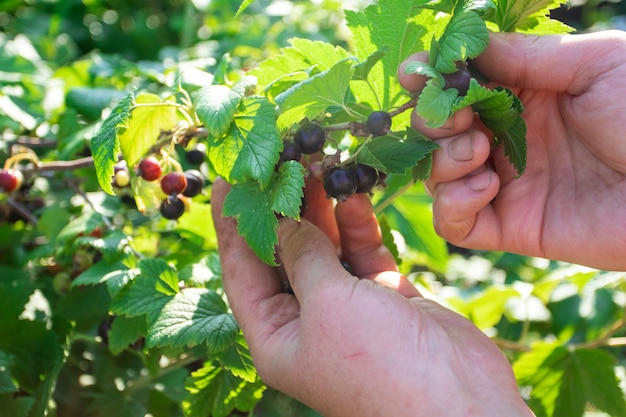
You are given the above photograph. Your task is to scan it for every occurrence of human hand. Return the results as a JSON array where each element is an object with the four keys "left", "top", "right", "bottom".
[
  {"left": 211, "top": 178, "right": 533, "bottom": 417},
  {"left": 402, "top": 31, "right": 626, "bottom": 270}
]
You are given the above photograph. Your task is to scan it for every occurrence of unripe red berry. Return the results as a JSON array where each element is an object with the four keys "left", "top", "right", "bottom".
[
  {"left": 160, "top": 172, "right": 188, "bottom": 196},
  {"left": 136, "top": 157, "right": 162, "bottom": 181},
  {"left": 0, "top": 169, "right": 23, "bottom": 193}
]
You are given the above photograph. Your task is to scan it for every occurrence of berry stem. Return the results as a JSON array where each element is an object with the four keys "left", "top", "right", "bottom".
[{"left": 388, "top": 97, "right": 417, "bottom": 118}]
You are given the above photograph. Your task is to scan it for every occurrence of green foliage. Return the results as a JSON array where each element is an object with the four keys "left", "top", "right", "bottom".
[{"left": 0, "top": 1, "right": 625, "bottom": 417}]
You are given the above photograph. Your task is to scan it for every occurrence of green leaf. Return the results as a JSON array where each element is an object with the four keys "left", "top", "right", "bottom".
[
  {"left": 454, "top": 81, "right": 527, "bottom": 175},
  {"left": 108, "top": 315, "right": 147, "bottom": 355},
  {"left": 183, "top": 362, "right": 264, "bottom": 417},
  {"left": 76, "top": 230, "right": 131, "bottom": 263},
  {"left": 415, "top": 78, "right": 458, "bottom": 127},
  {"left": 494, "top": 0, "right": 574, "bottom": 34},
  {"left": 270, "top": 161, "right": 305, "bottom": 219},
  {"left": 352, "top": 47, "right": 389, "bottom": 81},
  {"left": 514, "top": 344, "right": 626, "bottom": 417},
  {"left": 287, "top": 38, "right": 351, "bottom": 72},
  {"left": 468, "top": 287, "right": 519, "bottom": 329},
  {"left": 219, "top": 335, "right": 257, "bottom": 383},
  {"left": 275, "top": 58, "right": 356, "bottom": 130},
  {"left": 432, "top": 8, "right": 489, "bottom": 73},
  {"left": 354, "top": 128, "right": 439, "bottom": 174},
  {"left": 118, "top": 93, "right": 179, "bottom": 167},
  {"left": 495, "top": 115, "right": 527, "bottom": 176},
  {"left": 208, "top": 96, "right": 281, "bottom": 189},
  {"left": 235, "top": 0, "right": 255, "bottom": 17},
  {"left": 195, "top": 76, "right": 257, "bottom": 139},
  {"left": 110, "top": 258, "right": 178, "bottom": 322},
  {"left": 456, "top": 81, "right": 520, "bottom": 131},
  {"left": 378, "top": 215, "right": 401, "bottom": 266},
  {"left": 0, "top": 394, "right": 34, "bottom": 417},
  {"left": 0, "top": 351, "right": 17, "bottom": 394},
  {"left": 222, "top": 181, "right": 278, "bottom": 266},
  {"left": 412, "top": 151, "right": 434, "bottom": 182},
  {"left": 70, "top": 261, "right": 131, "bottom": 288},
  {"left": 90, "top": 93, "right": 134, "bottom": 196},
  {"left": 345, "top": 0, "right": 432, "bottom": 109},
  {"left": 140, "top": 257, "right": 179, "bottom": 296},
  {"left": 65, "top": 87, "right": 127, "bottom": 121},
  {"left": 379, "top": 181, "right": 448, "bottom": 272},
  {"left": 146, "top": 288, "right": 238, "bottom": 351},
  {"left": 403, "top": 61, "right": 440, "bottom": 79}
]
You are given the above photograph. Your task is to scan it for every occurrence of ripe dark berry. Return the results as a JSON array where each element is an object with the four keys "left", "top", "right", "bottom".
[
  {"left": 279, "top": 139, "right": 303, "bottom": 164},
  {"left": 136, "top": 157, "right": 162, "bottom": 181},
  {"left": 160, "top": 172, "right": 188, "bottom": 196},
  {"left": 443, "top": 66, "right": 471, "bottom": 96},
  {"left": 352, "top": 163, "right": 379, "bottom": 194},
  {"left": 366, "top": 111, "right": 392, "bottom": 136},
  {"left": 160, "top": 195, "right": 186, "bottom": 220},
  {"left": 185, "top": 144, "right": 206, "bottom": 165},
  {"left": 323, "top": 166, "right": 358, "bottom": 202},
  {"left": 0, "top": 169, "right": 23, "bottom": 193},
  {"left": 294, "top": 122, "right": 326, "bottom": 154},
  {"left": 182, "top": 170, "right": 204, "bottom": 197}
]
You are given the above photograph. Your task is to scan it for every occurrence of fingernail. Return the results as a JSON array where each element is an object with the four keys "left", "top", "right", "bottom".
[
  {"left": 465, "top": 171, "right": 493, "bottom": 191},
  {"left": 448, "top": 133, "right": 474, "bottom": 162}
]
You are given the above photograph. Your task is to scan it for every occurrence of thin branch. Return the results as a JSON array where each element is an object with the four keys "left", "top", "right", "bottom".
[
  {"left": 124, "top": 355, "right": 199, "bottom": 395},
  {"left": 7, "top": 197, "right": 38, "bottom": 225},
  {"left": 492, "top": 338, "right": 531, "bottom": 352},
  {"left": 20, "top": 156, "right": 95, "bottom": 175},
  {"left": 389, "top": 97, "right": 417, "bottom": 118},
  {"left": 574, "top": 317, "right": 626, "bottom": 350}
]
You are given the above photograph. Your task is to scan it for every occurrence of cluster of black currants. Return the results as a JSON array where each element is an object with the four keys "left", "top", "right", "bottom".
[
  {"left": 114, "top": 157, "right": 206, "bottom": 220},
  {"left": 324, "top": 163, "right": 386, "bottom": 202},
  {"left": 277, "top": 111, "right": 392, "bottom": 204}
]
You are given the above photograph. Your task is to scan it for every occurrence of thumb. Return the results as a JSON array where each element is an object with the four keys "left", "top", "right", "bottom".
[
  {"left": 473, "top": 31, "right": 616, "bottom": 94},
  {"left": 277, "top": 219, "right": 353, "bottom": 300}
]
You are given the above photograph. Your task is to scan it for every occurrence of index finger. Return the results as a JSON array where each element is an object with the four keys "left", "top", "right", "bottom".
[{"left": 211, "top": 179, "right": 295, "bottom": 341}]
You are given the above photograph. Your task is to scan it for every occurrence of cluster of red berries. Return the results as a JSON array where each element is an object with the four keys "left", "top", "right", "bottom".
[
  {"left": 277, "top": 110, "right": 391, "bottom": 202},
  {"left": 113, "top": 156, "right": 205, "bottom": 220}
]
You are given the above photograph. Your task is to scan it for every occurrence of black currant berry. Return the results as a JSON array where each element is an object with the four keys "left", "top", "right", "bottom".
[
  {"left": 323, "top": 166, "right": 358, "bottom": 202},
  {"left": 160, "top": 195, "right": 186, "bottom": 220},
  {"left": 136, "top": 157, "right": 162, "bottom": 182},
  {"left": 185, "top": 144, "right": 206, "bottom": 165},
  {"left": 279, "top": 139, "right": 303, "bottom": 164},
  {"left": 352, "top": 163, "right": 379, "bottom": 194},
  {"left": 366, "top": 111, "right": 392, "bottom": 136},
  {"left": 161, "top": 172, "right": 188, "bottom": 196},
  {"left": 443, "top": 66, "right": 471, "bottom": 96},
  {"left": 182, "top": 170, "right": 204, "bottom": 197},
  {"left": 294, "top": 122, "right": 326, "bottom": 154}
]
